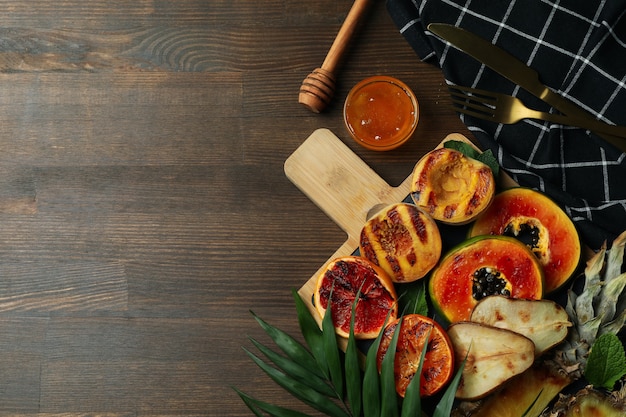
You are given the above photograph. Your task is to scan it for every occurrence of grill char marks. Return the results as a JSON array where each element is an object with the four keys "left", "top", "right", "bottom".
[
  {"left": 410, "top": 147, "right": 495, "bottom": 225},
  {"left": 359, "top": 203, "right": 442, "bottom": 283}
]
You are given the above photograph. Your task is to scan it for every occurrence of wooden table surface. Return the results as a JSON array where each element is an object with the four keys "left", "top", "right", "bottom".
[{"left": 0, "top": 1, "right": 473, "bottom": 415}]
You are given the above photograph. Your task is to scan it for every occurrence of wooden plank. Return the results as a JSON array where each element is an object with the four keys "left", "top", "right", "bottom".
[
  {"left": 0, "top": 414, "right": 134, "bottom": 417},
  {"left": 0, "top": 26, "right": 283, "bottom": 72},
  {"left": 0, "top": 1, "right": 285, "bottom": 28},
  {"left": 40, "top": 318, "right": 237, "bottom": 414},
  {"left": 0, "top": 166, "right": 37, "bottom": 215},
  {"left": 0, "top": 73, "right": 243, "bottom": 166},
  {"left": 0, "top": 318, "right": 46, "bottom": 412},
  {"left": 0, "top": 352, "right": 42, "bottom": 412},
  {"left": 43, "top": 318, "right": 217, "bottom": 360},
  {"left": 41, "top": 361, "right": 213, "bottom": 413},
  {"left": 0, "top": 262, "right": 127, "bottom": 313},
  {"left": 0, "top": 19, "right": 419, "bottom": 74}
]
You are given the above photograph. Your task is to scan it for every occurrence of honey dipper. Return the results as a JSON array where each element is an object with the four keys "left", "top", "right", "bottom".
[{"left": 298, "top": 0, "right": 374, "bottom": 113}]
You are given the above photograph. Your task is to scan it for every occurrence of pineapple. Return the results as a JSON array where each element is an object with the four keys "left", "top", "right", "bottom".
[
  {"left": 545, "top": 384, "right": 626, "bottom": 417},
  {"left": 453, "top": 230, "right": 626, "bottom": 417}
]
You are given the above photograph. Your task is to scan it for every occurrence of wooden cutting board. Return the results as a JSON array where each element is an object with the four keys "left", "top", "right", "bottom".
[{"left": 284, "top": 128, "right": 474, "bottom": 313}]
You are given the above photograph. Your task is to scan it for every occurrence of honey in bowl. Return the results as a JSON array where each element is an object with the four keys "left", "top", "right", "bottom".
[{"left": 344, "top": 76, "right": 419, "bottom": 151}]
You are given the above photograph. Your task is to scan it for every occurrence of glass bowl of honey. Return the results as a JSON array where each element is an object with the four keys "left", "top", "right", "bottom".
[{"left": 343, "top": 75, "right": 419, "bottom": 151}]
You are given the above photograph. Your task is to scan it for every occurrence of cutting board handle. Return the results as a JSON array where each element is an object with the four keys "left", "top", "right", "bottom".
[{"left": 284, "top": 129, "right": 413, "bottom": 249}]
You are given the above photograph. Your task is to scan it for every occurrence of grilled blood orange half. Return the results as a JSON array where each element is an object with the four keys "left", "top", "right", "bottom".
[
  {"left": 376, "top": 314, "right": 454, "bottom": 398},
  {"left": 359, "top": 203, "right": 442, "bottom": 283},
  {"left": 314, "top": 256, "right": 398, "bottom": 339}
]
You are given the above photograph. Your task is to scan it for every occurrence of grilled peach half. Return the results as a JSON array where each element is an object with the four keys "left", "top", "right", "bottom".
[
  {"left": 410, "top": 147, "right": 495, "bottom": 225},
  {"left": 359, "top": 203, "right": 441, "bottom": 283}
]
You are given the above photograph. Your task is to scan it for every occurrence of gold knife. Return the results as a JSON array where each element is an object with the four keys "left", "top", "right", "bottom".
[{"left": 428, "top": 23, "right": 626, "bottom": 152}]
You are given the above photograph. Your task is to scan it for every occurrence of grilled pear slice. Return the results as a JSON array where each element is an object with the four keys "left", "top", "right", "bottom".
[
  {"left": 470, "top": 296, "right": 571, "bottom": 355},
  {"left": 448, "top": 322, "right": 535, "bottom": 400}
]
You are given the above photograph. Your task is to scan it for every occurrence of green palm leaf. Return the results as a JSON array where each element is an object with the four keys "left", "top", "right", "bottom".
[
  {"left": 345, "top": 292, "right": 362, "bottom": 417},
  {"left": 433, "top": 349, "right": 468, "bottom": 417},
  {"left": 322, "top": 283, "right": 344, "bottom": 399},
  {"left": 243, "top": 347, "right": 350, "bottom": 417},
  {"left": 237, "top": 288, "right": 464, "bottom": 417},
  {"left": 363, "top": 307, "right": 394, "bottom": 417},
  {"left": 252, "top": 310, "right": 322, "bottom": 378},
  {"left": 293, "top": 289, "right": 327, "bottom": 375},
  {"left": 362, "top": 346, "right": 381, "bottom": 417},
  {"left": 398, "top": 280, "right": 428, "bottom": 316},
  {"left": 248, "top": 336, "right": 336, "bottom": 397},
  {"left": 380, "top": 317, "right": 401, "bottom": 417},
  {"left": 234, "top": 387, "right": 314, "bottom": 417},
  {"left": 401, "top": 328, "right": 431, "bottom": 417}
]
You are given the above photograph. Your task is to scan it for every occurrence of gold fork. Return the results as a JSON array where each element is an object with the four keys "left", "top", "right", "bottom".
[{"left": 448, "top": 84, "right": 626, "bottom": 139}]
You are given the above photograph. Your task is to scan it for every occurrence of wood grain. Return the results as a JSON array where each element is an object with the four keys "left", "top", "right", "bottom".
[{"left": 0, "top": 0, "right": 474, "bottom": 415}]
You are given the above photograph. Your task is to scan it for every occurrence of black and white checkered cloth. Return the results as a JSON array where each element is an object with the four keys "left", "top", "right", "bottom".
[{"left": 386, "top": 0, "right": 626, "bottom": 250}]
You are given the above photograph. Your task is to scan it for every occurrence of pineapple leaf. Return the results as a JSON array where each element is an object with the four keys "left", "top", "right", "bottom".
[
  {"left": 380, "top": 318, "right": 401, "bottom": 417},
  {"left": 598, "top": 272, "right": 626, "bottom": 326},
  {"left": 322, "top": 283, "right": 344, "bottom": 399},
  {"left": 577, "top": 244, "right": 606, "bottom": 319},
  {"left": 248, "top": 336, "right": 336, "bottom": 397},
  {"left": 578, "top": 315, "right": 603, "bottom": 348},
  {"left": 584, "top": 244, "right": 607, "bottom": 291},
  {"left": 605, "top": 230, "right": 626, "bottom": 283},
  {"left": 293, "top": 289, "right": 327, "bottom": 377},
  {"left": 252, "top": 309, "right": 323, "bottom": 378},
  {"left": 600, "top": 308, "right": 626, "bottom": 336},
  {"left": 575, "top": 282, "right": 603, "bottom": 325},
  {"left": 565, "top": 288, "right": 578, "bottom": 324},
  {"left": 584, "top": 333, "right": 626, "bottom": 390}
]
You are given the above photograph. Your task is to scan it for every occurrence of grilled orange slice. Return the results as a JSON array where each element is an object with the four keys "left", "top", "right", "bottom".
[{"left": 377, "top": 314, "right": 454, "bottom": 397}]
